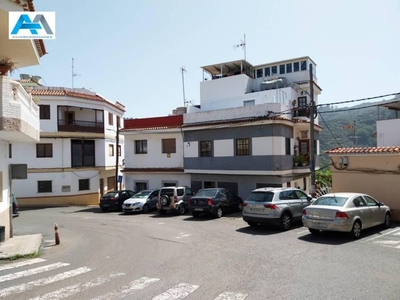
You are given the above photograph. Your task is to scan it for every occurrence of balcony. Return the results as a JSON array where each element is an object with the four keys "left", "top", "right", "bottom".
[
  {"left": 58, "top": 119, "right": 104, "bottom": 133},
  {"left": 292, "top": 107, "right": 310, "bottom": 118},
  {"left": 0, "top": 77, "right": 40, "bottom": 142}
]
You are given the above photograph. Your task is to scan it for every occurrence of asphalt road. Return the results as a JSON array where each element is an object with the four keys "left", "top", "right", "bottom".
[{"left": 3, "top": 206, "right": 400, "bottom": 300}]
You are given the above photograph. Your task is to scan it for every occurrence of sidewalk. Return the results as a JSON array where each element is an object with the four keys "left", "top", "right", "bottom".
[{"left": 0, "top": 234, "right": 42, "bottom": 260}]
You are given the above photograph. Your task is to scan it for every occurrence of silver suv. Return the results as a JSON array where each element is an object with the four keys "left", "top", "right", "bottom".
[
  {"left": 242, "top": 187, "right": 313, "bottom": 230},
  {"left": 157, "top": 186, "right": 195, "bottom": 215}
]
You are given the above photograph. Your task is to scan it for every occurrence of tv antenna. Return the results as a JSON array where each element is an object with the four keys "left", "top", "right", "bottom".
[
  {"left": 180, "top": 66, "right": 187, "bottom": 107},
  {"left": 233, "top": 34, "right": 246, "bottom": 61},
  {"left": 71, "top": 58, "right": 81, "bottom": 89}
]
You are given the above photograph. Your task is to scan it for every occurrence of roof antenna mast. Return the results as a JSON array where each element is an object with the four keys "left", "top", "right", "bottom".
[
  {"left": 180, "top": 66, "right": 187, "bottom": 107},
  {"left": 234, "top": 34, "right": 246, "bottom": 61},
  {"left": 72, "top": 58, "right": 80, "bottom": 89}
]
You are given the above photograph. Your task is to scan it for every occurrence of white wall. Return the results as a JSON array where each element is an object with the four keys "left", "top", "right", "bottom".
[
  {"left": 377, "top": 119, "right": 400, "bottom": 147},
  {"left": 124, "top": 131, "right": 184, "bottom": 168},
  {"left": 0, "top": 140, "right": 10, "bottom": 213},
  {"left": 184, "top": 141, "right": 198, "bottom": 158},
  {"left": 252, "top": 137, "right": 285, "bottom": 155},
  {"left": 124, "top": 173, "right": 191, "bottom": 191},
  {"left": 12, "top": 170, "right": 100, "bottom": 198},
  {"left": 214, "top": 140, "right": 234, "bottom": 157}
]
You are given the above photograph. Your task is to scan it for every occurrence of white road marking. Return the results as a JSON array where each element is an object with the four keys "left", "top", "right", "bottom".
[
  {"left": 176, "top": 234, "right": 191, "bottom": 239},
  {"left": 363, "top": 228, "right": 400, "bottom": 242},
  {"left": 0, "top": 258, "right": 46, "bottom": 272},
  {"left": 393, "top": 231, "right": 400, "bottom": 235},
  {"left": 152, "top": 283, "right": 199, "bottom": 300},
  {"left": 158, "top": 223, "right": 165, "bottom": 225},
  {"left": 0, "top": 267, "right": 92, "bottom": 297},
  {"left": 29, "top": 272, "right": 125, "bottom": 300},
  {"left": 297, "top": 229, "right": 310, "bottom": 235},
  {"left": 214, "top": 291, "right": 248, "bottom": 300},
  {"left": 0, "top": 262, "right": 69, "bottom": 283},
  {"left": 91, "top": 276, "right": 160, "bottom": 300},
  {"left": 373, "top": 240, "right": 400, "bottom": 245}
]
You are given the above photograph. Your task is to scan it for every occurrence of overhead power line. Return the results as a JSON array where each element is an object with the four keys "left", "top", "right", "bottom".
[{"left": 317, "top": 92, "right": 400, "bottom": 108}]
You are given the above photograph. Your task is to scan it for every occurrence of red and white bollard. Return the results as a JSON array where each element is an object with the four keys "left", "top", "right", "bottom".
[{"left": 54, "top": 223, "right": 60, "bottom": 245}]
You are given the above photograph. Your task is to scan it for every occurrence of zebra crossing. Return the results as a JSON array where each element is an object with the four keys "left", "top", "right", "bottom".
[{"left": 0, "top": 258, "right": 248, "bottom": 299}]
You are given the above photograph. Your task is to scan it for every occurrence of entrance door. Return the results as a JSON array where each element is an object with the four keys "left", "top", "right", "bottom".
[
  {"left": 65, "top": 111, "right": 75, "bottom": 125},
  {"left": 99, "top": 178, "right": 104, "bottom": 196},
  {"left": 299, "top": 140, "right": 309, "bottom": 162}
]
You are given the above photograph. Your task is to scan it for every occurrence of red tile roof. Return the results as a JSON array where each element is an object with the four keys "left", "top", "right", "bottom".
[
  {"left": 31, "top": 87, "right": 125, "bottom": 112},
  {"left": 121, "top": 168, "right": 184, "bottom": 173},
  {"left": 326, "top": 146, "right": 400, "bottom": 155},
  {"left": 123, "top": 115, "right": 183, "bottom": 131}
]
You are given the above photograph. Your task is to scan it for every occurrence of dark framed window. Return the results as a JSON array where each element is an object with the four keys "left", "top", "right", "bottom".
[
  {"left": 301, "top": 60, "right": 307, "bottom": 71},
  {"left": 279, "top": 64, "right": 285, "bottom": 74},
  {"left": 200, "top": 141, "right": 212, "bottom": 157},
  {"left": 286, "top": 63, "right": 292, "bottom": 73},
  {"left": 135, "top": 140, "right": 147, "bottom": 154},
  {"left": 109, "top": 144, "right": 114, "bottom": 156},
  {"left": 162, "top": 139, "right": 176, "bottom": 153},
  {"left": 264, "top": 67, "right": 270, "bottom": 76},
  {"left": 108, "top": 112, "right": 113, "bottom": 126},
  {"left": 271, "top": 66, "right": 277, "bottom": 75},
  {"left": 285, "top": 138, "right": 291, "bottom": 155},
  {"left": 293, "top": 62, "right": 300, "bottom": 72},
  {"left": 298, "top": 96, "right": 307, "bottom": 108},
  {"left": 38, "top": 181, "right": 52, "bottom": 193},
  {"left": 116, "top": 116, "right": 120, "bottom": 127},
  {"left": 79, "top": 179, "right": 90, "bottom": 191},
  {"left": 236, "top": 138, "right": 250, "bottom": 156},
  {"left": 36, "top": 143, "right": 53, "bottom": 158},
  {"left": 135, "top": 182, "right": 147, "bottom": 192},
  {"left": 256, "top": 69, "right": 263, "bottom": 78},
  {"left": 39, "top": 105, "right": 50, "bottom": 119},
  {"left": 71, "top": 139, "right": 95, "bottom": 167},
  {"left": 118, "top": 145, "right": 121, "bottom": 156},
  {"left": 9, "top": 144, "right": 12, "bottom": 158}
]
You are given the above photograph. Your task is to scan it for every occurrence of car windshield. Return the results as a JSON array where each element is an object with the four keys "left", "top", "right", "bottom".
[
  {"left": 132, "top": 191, "right": 151, "bottom": 198},
  {"left": 194, "top": 189, "right": 218, "bottom": 197},
  {"left": 103, "top": 192, "right": 118, "bottom": 197},
  {"left": 313, "top": 196, "right": 347, "bottom": 207},
  {"left": 247, "top": 192, "right": 274, "bottom": 202}
]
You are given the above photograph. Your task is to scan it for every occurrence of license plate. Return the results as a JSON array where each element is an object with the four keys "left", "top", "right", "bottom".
[
  {"left": 313, "top": 222, "right": 327, "bottom": 229},
  {"left": 102, "top": 204, "right": 110, "bottom": 207},
  {"left": 195, "top": 208, "right": 203, "bottom": 211}
]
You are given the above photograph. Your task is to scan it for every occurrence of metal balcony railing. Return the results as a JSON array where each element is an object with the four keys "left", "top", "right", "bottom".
[{"left": 58, "top": 119, "right": 104, "bottom": 133}]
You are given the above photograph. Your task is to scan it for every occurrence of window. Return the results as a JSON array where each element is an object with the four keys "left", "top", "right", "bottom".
[
  {"left": 236, "top": 138, "right": 250, "bottom": 156},
  {"left": 9, "top": 144, "right": 12, "bottom": 158},
  {"left": 39, "top": 105, "right": 50, "bottom": 119},
  {"left": 301, "top": 60, "right": 307, "bottom": 71},
  {"left": 162, "top": 139, "right": 176, "bottom": 153},
  {"left": 79, "top": 179, "right": 90, "bottom": 191},
  {"left": 353, "top": 196, "right": 366, "bottom": 207},
  {"left": 109, "top": 144, "right": 114, "bottom": 156},
  {"left": 135, "top": 140, "right": 147, "bottom": 154},
  {"left": 364, "top": 195, "right": 378, "bottom": 206},
  {"left": 108, "top": 112, "right": 113, "bottom": 126},
  {"left": 256, "top": 69, "right": 263, "bottom": 78},
  {"left": 285, "top": 138, "right": 291, "bottom": 155},
  {"left": 243, "top": 100, "right": 255, "bottom": 107},
  {"left": 71, "top": 140, "right": 95, "bottom": 167},
  {"left": 286, "top": 63, "right": 292, "bottom": 73},
  {"left": 298, "top": 96, "right": 307, "bottom": 108},
  {"left": 116, "top": 116, "right": 120, "bottom": 127},
  {"left": 135, "top": 182, "right": 147, "bottom": 192},
  {"left": 36, "top": 143, "right": 53, "bottom": 158},
  {"left": 293, "top": 62, "right": 300, "bottom": 72},
  {"left": 264, "top": 67, "right": 270, "bottom": 76},
  {"left": 118, "top": 145, "right": 121, "bottom": 156},
  {"left": 271, "top": 66, "right": 277, "bottom": 75},
  {"left": 38, "top": 181, "right": 52, "bottom": 193},
  {"left": 279, "top": 64, "right": 285, "bottom": 74},
  {"left": 200, "top": 141, "right": 212, "bottom": 157}
]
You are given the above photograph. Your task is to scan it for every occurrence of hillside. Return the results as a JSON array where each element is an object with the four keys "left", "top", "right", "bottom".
[{"left": 317, "top": 100, "right": 397, "bottom": 167}]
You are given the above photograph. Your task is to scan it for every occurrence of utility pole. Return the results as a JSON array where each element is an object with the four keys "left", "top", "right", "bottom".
[
  {"left": 309, "top": 64, "right": 316, "bottom": 197},
  {"left": 115, "top": 120, "right": 119, "bottom": 190}
]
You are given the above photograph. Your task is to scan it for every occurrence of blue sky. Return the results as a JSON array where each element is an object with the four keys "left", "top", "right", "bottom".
[{"left": 15, "top": 0, "right": 400, "bottom": 118}]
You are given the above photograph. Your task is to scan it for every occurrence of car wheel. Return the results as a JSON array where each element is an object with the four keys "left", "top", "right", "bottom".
[
  {"left": 279, "top": 213, "right": 292, "bottom": 231},
  {"left": 101, "top": 207, "right": 108, "bottom": 212},
  {"left": 350, "top": 220, "right": 362, "bottom": 239},
  {"left": 178, "top": 204, "right": 186, "bottom": 215},
  {"left": 160, "top": 195, "right": 170, "bottom": 206},
  {"left": 192, "top": 212, "right": 200, "bottom": 218},
  {"left": 309, "top": 228, "right": 320, "bottom": 234},
  {"left": 215, "top": 207, "right": 223, "bottom": 218},
  {"left": 158, "top": 210, "right": 166, "bottom": 215},
  {"left": 383, "top": 213, "right": 391, "bottom": 228},
  {"left": 142, "top": 204, "right": 150, "bottom": 213},
  {"left": 237, "top": 202, "right": 243, "bottom": 212},
  {"left": 247, "top": 221, "right": 258, "bottom": 227}
]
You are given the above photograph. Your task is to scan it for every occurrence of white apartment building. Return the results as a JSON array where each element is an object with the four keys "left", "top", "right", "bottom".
[
  {"left": 0, "top": 0, "right": 46, "bottom": 241},
  {"left": 10, "top": 81, "right": 125, "bottom": 206}
]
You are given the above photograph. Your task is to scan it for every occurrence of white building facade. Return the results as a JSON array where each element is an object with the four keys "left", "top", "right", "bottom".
[
  {"left": 10, "top": 84, "right": 125, "bottom": 206},
  {"left": 0, "top": 0, "right": 47, "bottom": 240}
]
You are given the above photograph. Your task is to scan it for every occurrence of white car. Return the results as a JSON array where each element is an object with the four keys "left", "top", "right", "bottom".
[
  {"left": 302, "top": 192, "right": 391, "bottom": 239},
  {"left": 122, "top": 190, "right": 160, "bottom": 213}
]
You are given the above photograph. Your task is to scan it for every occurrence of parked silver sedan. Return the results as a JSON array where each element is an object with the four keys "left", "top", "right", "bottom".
[
  {"left": 302, "top": 192, "right": 391, "bottom": 239},
  {"left": 122, "top": 189, "right": 160, "bottom": 213}
]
